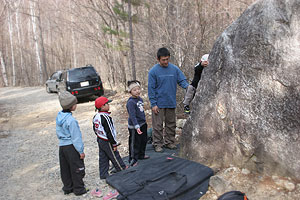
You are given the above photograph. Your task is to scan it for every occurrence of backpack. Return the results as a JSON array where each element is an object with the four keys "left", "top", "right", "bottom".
[{"left": 217, "top": 191, "right": 248, "bottom": 200}]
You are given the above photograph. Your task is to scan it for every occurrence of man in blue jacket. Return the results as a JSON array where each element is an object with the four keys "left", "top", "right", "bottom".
[{"left": 148, "top": 47, "right": 189, "bottom": 152}]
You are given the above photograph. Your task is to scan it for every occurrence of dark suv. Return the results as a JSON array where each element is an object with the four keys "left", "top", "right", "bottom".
[{"left": 46, "top": 65, "right": 104, "bottom": 98}]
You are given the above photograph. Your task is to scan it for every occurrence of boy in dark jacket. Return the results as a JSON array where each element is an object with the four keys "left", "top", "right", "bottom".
[
  {"left": 93, "top": 96, "right": 126, "bottom": 179},
  {"left": 126, "top": 80, "right": 149, "bottom": 166},
  {"left": 56, "top": 91, "right": 88, "bottom": 196},
  {"left": 183, "top": 54, "right": 209, "bottom": 114}
]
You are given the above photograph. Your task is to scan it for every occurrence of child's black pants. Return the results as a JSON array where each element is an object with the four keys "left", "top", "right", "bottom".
[
  {"left": 128, "top": 123, "right": 148, "bottom": 162},
  {"left": 59, "top": 144, "right": 86, "bottom": 195},
  {"left": 97, "top": 138, "right": 126, "bottom": 179}
]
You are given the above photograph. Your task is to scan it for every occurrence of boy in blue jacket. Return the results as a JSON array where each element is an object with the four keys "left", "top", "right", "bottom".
[
  {"left": 126, "top": 80, "right": 149, "bottom": 166},
  {"left": 56, "top": 91, "right": 87, "bottom": 196}
]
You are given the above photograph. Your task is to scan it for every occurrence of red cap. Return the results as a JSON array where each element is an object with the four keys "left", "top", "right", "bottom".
[{"left": 95, "top": 96, "right": 112, "bottom": 109}]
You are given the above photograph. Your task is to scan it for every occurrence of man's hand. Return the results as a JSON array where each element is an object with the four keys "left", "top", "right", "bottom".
[
  {"left": 152, "top": 106, "right": 159, "bottom": 114},
  {"left": 80, "top": 153, "right": 85, "bottom": 159},
  {"left": 201, "top": 61, "right": 209, "bottom": 67},
  {"left": 113, "top": 146, "right": 117, "bottom": 151}
]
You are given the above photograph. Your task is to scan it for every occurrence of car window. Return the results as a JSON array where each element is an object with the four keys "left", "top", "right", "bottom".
[
  {"left": 61, "top": 71, "right": 67, "bottom": 81},
  {"left": 68, "top": 67, "right": 98, "bottom": 82},
  {"left": 51, "top": 72, "right": 60, "bottom": 80}
]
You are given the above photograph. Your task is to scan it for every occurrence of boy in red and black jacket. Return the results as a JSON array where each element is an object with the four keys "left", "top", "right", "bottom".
[{"left": 93, "top": 96, "right": 126, "bottom": 179}]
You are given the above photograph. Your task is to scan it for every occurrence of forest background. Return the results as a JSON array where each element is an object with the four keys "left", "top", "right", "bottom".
[{"left": 0, "top": 0, "right": 256, "bottom": 91}]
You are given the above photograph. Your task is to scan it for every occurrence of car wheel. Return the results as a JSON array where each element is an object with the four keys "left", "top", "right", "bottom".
[
  {"left": 46, "top": 85, "right": 51, "bottom": 93},
  {"left": 57, "top": 83, "right": 66, "bottom": 93},
  {"left": 55, "top": 86, "right": 59, "bottom": 93}
]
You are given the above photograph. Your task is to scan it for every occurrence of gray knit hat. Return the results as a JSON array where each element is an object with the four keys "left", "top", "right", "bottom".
[{"left": 59, "top": 91, "right": 78, "bottom": 110}]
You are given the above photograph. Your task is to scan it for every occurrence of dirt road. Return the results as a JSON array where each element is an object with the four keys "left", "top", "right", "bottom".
[{"left": 0, "top": 87, "right": 131, "bottom": 200}]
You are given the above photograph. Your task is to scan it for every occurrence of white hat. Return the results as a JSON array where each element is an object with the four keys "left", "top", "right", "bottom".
[
  {"left": 201, "top": 54, "right": 209, "bottom": 62},
  {"left": 128, "top": 82, "right": 141, "bottom": 92}
]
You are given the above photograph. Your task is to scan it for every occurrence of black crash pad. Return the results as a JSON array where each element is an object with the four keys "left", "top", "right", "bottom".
[{"left": 106, "top": 145, "right": 214, "bottom": 200}]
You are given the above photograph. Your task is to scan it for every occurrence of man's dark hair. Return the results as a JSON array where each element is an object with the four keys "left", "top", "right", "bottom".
[{"left": 157, "top": 48, "right": 170, "bottom": 59}]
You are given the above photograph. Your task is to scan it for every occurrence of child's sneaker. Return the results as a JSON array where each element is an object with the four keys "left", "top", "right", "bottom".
[
  {"left": 129, "top": 159, "right": 138, "bottom": 167},
  {"left": 165, "top": 143, "right": 177, "bottom": 150},
  {"left": 154, "top": 146, "right": 163, "bottom": 152},
  {"left": 63, "top": 189, "right": 72, "bottom": 195},
  {"left": 184, "top": 105, "right": 190, "bottom": 114},
  {"left": 91, "top": 188, "right": 102, "bottom": 197},
  {"left": 103, "top": 190, "right": 119, "bottom": 200},
  {"left": 74, "top": 187, "right": 89, "bottom": 196}
]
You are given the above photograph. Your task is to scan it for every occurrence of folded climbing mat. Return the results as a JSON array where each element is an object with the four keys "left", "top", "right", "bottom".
[{"left": 106, "top": 145, "right": 214, "bottom": 200}]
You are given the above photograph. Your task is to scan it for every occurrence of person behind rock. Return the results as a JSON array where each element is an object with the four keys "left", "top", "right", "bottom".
[
  {"left": 148, "top": 47, "right": 189, "bottom": 152},
  {"left": 56, "top": 91, "right": 88, "bottom": 196},
  {"left": 93, "top": 96, "right": 126, "bottom": 179},
  {"left": 183, "top": 54, "right": 209, "bottom": 114},
  {"left": 126, "top": 80, "right": 149, "bottom": 166}
]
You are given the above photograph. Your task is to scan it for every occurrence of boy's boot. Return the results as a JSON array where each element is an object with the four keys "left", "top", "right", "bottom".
[{"left": 184, "top": 105, "right": 190, "bottom": 114}]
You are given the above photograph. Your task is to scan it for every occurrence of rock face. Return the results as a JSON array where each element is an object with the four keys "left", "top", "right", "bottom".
[{"left": 181, "top": 0, "right": 300, "bottom": 180}]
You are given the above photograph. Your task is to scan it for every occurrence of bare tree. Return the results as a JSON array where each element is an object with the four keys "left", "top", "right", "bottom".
[
  {"left": 30, "top": 0, "right": 43, "bottom": 84},
  {"left": 7, "top": 1, "right": 16, "bottom": 86},
  {"left": 36, "top": 1, "right": 48, "bottom": 80},
  {"left": 69, "top": 0, "right": 77, "bottom": 68},
  {"left": 128, "top": 0, "right": 136, "bottom": 80},
  {"left": 0, "top": 50, "right": 8, "bottom": 86},
  {"left": 14, "top": 0, "right": 29, "bottom": 85}
]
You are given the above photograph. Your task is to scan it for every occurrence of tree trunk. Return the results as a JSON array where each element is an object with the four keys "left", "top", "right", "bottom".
[
  {"left": 0, "top": 50, "right": 9, "bottom": 86},
  {"left": 128, "top": 0, "right": 136, "bottom": 80},
  {"left": 27, "top": 15, "right": 34, "bottom": 85},
  {"left": 70, "top": 0, "right": 77, "bottom": 68},
  {"left": 15, "top": 0, "right": 29, "bottom": 86},
  {"left": 36, "top": 2, "right": 48, "bottom": 81},
  {"left": 7, "top": 2, "right": 16, "bottom": 86},
  {"left": 30, "top": 1, "right": 43, "bottom": 84},
  {"left": 167, "top": 0, "right": 176, "bottom": 51}
]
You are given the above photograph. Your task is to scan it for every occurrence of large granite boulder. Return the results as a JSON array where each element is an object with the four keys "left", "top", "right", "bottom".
[{"left": 181, "top": 0, "right": 300, "bottom": 180}]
